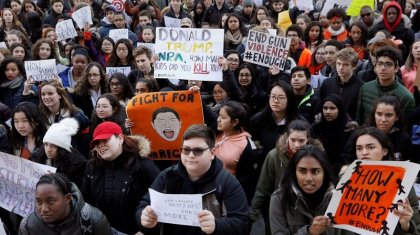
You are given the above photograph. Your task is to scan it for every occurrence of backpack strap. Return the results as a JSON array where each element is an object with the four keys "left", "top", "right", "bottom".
[{"left": 80, "top": 203, "right": 93, "bottom": 235}]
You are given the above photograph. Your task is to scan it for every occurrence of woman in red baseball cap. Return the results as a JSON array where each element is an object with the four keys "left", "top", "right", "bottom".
[{"left": 81, "top": 121, "right": 160, "bottom": 234}]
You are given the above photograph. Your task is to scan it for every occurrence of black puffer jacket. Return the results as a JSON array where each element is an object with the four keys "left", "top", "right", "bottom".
[{"left": 81, "top": 135, "right": 160, "bottom": 234}]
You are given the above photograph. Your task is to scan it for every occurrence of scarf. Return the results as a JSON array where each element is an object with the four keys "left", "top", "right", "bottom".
[
  {"left": 327, "top": 25, "right": 346, "bottom": 36},
  {"left": 225, "top": 30, "right": 243, "bottom": 45},
  {"left": 0, "top": 75, "right": 24, "bottom": 89}
]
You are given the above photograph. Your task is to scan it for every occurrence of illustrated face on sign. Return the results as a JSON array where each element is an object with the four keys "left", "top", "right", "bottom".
[
  {"left": 296, "top": 156, "right": 324, "bottom": 194},
  {"left": 151, "top": 108, "right": 182, "bottom": 141}
]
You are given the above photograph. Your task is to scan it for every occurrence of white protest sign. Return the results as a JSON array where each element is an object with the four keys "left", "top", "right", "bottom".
[
  {"left": 267, "top": 29, "right": 277, "bottom": 36},
  {"left": 155, "top": 27, "right": 224, "bottom": 81},
  {"left": 254, "top": 0, "right": 262, "bottom": 6},
  {"left": 106, "top": 66, "right": 131, "bottom": 76},
  {"left": 109, "top": 29, "right": 129, "bottom": 43},
  {"left": 149, "top": 188, "right": 202, "bottom": 227},
  {"left": 243, "top": 30, "right": 290, "bottom": 70},
  {"left": 164, "top": 16, "right": 181, "bottom": 28},
  {"left": 71, "top": 6, "right": 93, "bottom": 29},
  {"left": 0, "top": 42, "right": 7, "bottom": 49},
  {"left": 296, "top": 0, "right": 314, "bottom": 12},
  {"left": 56, "top": 19, "right": 77, "bottom": 41},
  {"left": 137, "top": 43, "right": 155, "bottom": 54},
  {"left": 0, "top": 151, "right": 57, "bottom": 217},
  {"left": 320, "top": 0, "right": 352, "bottom": 16},
  {"left": 325, "top": 160, "right": 420, "bottom": 235},
  {"left": 25, "top": 59, "right": 58, "bottom": 81}
]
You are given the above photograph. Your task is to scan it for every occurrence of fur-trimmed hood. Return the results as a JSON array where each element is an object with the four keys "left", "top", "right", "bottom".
[{"left": 129, "top": 135, "right": 151, "bottom": 158}]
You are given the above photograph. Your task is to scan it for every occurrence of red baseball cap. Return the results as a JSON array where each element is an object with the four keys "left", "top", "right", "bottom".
[{"left": 90, "top": 121, "right": 123, "bottom": 147}]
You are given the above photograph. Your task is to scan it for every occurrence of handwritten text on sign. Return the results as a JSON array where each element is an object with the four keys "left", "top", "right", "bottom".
[
  {"left": 56, "top": 19, "right": 77, "bottom": 41},
  {"left": 71, "top": 6, "right": 93, "bottom": 29},
  {"left": 106, "top": 66, "right": 131, "bottom": 76},
  {"left": 244, "top": 31, "right": 290, "bottom": 70},
  {"left": 0, "top": 151, "right": 57, "bottom": 217},
  {"left": 149, "top": 188, "right": 202, "bottom": 227},
  {"left": 325, "top": 160, "right": 420, "bottom": 235},
  {"left": 154, "top": 28, "right": 224, "bottom": 81},
  {"left": 109, "top": 29, "right": 129, "bottom": 43},
  {"left": 25, "top": 59, "right": 57, "bottom": 81}
]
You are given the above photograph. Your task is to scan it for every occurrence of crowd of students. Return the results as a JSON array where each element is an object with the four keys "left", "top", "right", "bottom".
[{"left": 0, "top": 0, "right": 420, "bottom": 234}]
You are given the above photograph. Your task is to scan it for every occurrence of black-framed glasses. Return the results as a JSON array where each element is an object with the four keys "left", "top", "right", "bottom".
[{"left": 181, "top": 147, "right": 210, "bottom": 156}]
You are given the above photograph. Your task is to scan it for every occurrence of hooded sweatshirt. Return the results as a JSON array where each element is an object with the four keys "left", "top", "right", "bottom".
[{"left": 215, "top": 131, "right": 251, "bottom": 175}]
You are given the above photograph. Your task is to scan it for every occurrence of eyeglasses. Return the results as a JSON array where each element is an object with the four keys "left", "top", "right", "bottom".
[
  {"left": 239, "top": 73, "right": 251, "bottom": 78},
  {"left": 269, "top": 94, "right": 286, "bottom": 102},
  {"left": 113, "top": 18, "right": 125, "bottom": 22},
  {"left": 87, "top": 73, "right": 101, "bottom": 78},
  {"left": 361, "top": 12, "right": 371, "bottom": 17},
  {"left": 110, "top": 82, "right": 122, "bottom": 87},
  {"left": 181, "top": 147, "right": 210, "bottom": 156},
  {"left": 376, "top": 61, "right": 395, "bottom": 69}
]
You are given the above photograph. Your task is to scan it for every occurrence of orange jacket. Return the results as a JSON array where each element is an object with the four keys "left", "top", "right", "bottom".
[
  {"left": 297, "top": 48, "right": 312, "bottom": 68},
  {"left": 323, "top": 29, "right": 348, "bottom": 42}
]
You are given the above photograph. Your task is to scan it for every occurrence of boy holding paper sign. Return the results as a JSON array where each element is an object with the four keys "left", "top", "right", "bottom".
[{"left": 138, "top": 125, "right": 250, "bottom": 235}]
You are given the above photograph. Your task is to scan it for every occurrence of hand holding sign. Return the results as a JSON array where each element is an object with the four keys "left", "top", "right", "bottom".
[
  {"left": 393, "top": 198, "right": 413, "bottom": 232},
  {"left": 309, "top": 216, "right": 332, "bottom": 235},
  {"left": 141, "top": 206, "right": 158, "bottom": 228},
  {"left": 198, "top": 210, "right": 215, "bottom": 234},
  {"left": 71, "top": 6, "right": 93, "bottom": 29}
]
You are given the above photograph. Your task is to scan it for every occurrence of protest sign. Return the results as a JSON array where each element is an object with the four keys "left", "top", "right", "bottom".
[
  {"left": 244, "top": 30, "right": 290, "bottom": 70},
  {"left": 71, "top": 6, "right": 93, "bottom": 29},
  {"left": 277, "top": 10, "right": 292, "bottom": 31},
  {"left": 0, "top": 151, "right": 57, "bottom": 217},
  {"left": 126, "top": 91, "right": 204, "bottom": 160},
  {"left": 154, "top": 27, "right": 224, "bottom": 81},
  {"left": 109, "top": 29, "right": 129, "bottom": 43},
  {"left": 106, "top": 66, "right": 131, "bottom": 76},
  {"left": 56, "top": 19, "right": 77, "bottom": 41},
  {"left": 25, "top": 59, "right": 57, "bottom": 81},
  {"left": 0, "top": 42, "right": 7, "bottom": 49},
  {"left": 137, "top": 42, "right": 155, "bottom": 54},
  {"left": 325, "top": 160, "right": 420, "bottom": 235},
  {"left": 164, "top": 16, "right": 181, "bottom": 28},
  {"left": 296, "top": 0, "right": 314, "bottom": 12},
  {"left": 320, "top": 0, "right": 351, "bottom": 16},
  {"left": 149, "top": 188, "right": 202, "bottom": 227},
  {"left": 347, "top": 0, "right": 374, "bottom": 16}
]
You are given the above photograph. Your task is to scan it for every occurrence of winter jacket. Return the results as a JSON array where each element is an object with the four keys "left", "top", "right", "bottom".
[
  {"left": 201, "top": 2, "right": 234, "bottom": 27},
  {"left": 241, "top": 83, "right": 268, "bottom": 117},
  {"left": 136, "top": 158, "right": 251, "bottom": 235},
  {"left": 367, "top": 2, "right": 414, "bottom": 58},
  {"left": 270, "top": 183, "right": 353, "bottom": 235},
  {"left": 19, "top": 183, "right": 112, "bottom": 235},
  {"left": 0, "top": 76, "right": 25, "bottom": 110},
  {"left": 356, "top": 79, "right": 415, "bottom": 125},
  {"left": 42, "top": 10, "right": 62, "bottom": 27},
  {"left": 290, "top": 47, "right": 312, "bottom": 68},
  {"left": 31, "top": 146, "right": 87, "bottom": 188},
  {"left": 98, "top": 23, "right": 138, "bottom": 45},
  {"left": 250, "top": 135, "right": 323, "bottom": 222},
  {"left": 82, "top": 135, "right": 160, "bottom": 234},
  {"left": 295, "top": 85, "right": 322, "bottom": 124},
  {"left": 319, "top": 75, "right": 364, "bottom": 120},
  {"left": 161, "top": 6, "right": 191, "bottom": 27}
]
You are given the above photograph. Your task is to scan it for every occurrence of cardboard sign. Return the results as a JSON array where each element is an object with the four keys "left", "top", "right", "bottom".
[
  {"left": 154, "top": 27, "right": 224, "bottom": 81},
  {"left": 277, "top": 10, "right": 292, "bottom": 31},
  {"left": 164, "top": 16, "right": 181, "bottom": 28},
  {"left": 71, "top": 6, "right": 93, "bottom": 29},
  {"left": 126, "top": 91, "right": 204, "bottom": 160},
  {"left": 56, "top": 19, "right": 77, "bottom": 41},
  {"left": 296, "top": 0, "right": 314, "bottom": 12},
  {"left": 347, "top": 0, "right": 374, "bottom": 16},
  {"left": 320, "top": 0, "right": 351, "bottom": 16},
  {"left": 0, "top": 151, "right": 57, "bottom": 217},
  {"left": 137, "top": 42, "right": 155, "bottom": 54},
  {"left": 325, "top": 160, "right": 420, "bottom": 235},
  {"left": 109, "top": 29, "right": 129, "bottom": 43},
  {"left": 25, "top": 59, "right": 58, "bottom": 81},
  {"left": 243, "top": 30, "right": 290, "bottom": 70},
  {"left": 106, "top": 66, "right": 131, "bottom": 76},
  {"left": 149, "top": 188, "right": 202, "bottom": 227}
]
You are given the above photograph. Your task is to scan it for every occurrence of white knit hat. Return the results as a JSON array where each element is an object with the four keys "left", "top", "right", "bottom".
[{"left": 43, "top": 118, "right": 79, "bottom": 152}]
